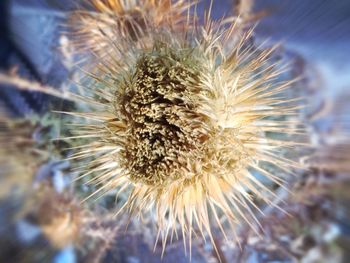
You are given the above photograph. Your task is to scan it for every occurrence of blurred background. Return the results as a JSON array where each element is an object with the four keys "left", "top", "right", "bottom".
[{"left": 1, "top": 0, "right": 350, "bottom": 262}]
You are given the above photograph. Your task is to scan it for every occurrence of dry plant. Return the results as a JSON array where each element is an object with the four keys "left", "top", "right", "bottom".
[
  {"left": 0, "top": 117, "right": 48, "bottom": 200},
  {"left": 0, "top": 1, "right": 312, "bottom": 261},
  {"left": 62, "top": 1, "right": 308, "bottom": 257},
  {"left": 29, "top": 187, "right": 83, "bottom": 249},
  {"left": 69, "top": 0, "right": 192, "bottom": 56}
]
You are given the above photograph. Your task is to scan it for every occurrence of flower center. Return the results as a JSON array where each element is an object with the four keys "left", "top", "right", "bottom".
[{"left": 119, "top": 49, "right": 210, "bottom": 185}]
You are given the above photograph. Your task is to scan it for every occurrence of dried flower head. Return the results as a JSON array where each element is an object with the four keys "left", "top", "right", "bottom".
[
  {"left": 69, "top": 0, "right": 191, "bottom": 54},
  {"left": 36, "top": 190, "right": 82, "bottom": 249},
  {"left": 66, "top": 3, "right": 305, "bottom": 255},
  {"left": 0, "top": 118, "right": 45, "bottom": 200}
]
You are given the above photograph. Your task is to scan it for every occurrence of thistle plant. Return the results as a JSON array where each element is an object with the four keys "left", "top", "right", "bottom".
[
  {"left": 65, "top": 0, "right": 306, "bottom": 255},
  {"left": 70, "top": 0, "right": 191, "bottom": 55}
]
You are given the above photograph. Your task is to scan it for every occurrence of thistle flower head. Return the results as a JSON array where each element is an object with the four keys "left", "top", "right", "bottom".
[
  {"left": 67, "top": 3, "right": 305, "bottom": 254},
  {"left": 70, "top": 0, "right": 190, "bottom": 54}
]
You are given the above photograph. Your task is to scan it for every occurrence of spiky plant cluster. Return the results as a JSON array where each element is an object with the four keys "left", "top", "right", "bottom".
[
  {"left": 70, "top": 0, "right": 190, "bottom": 54},
  {"left": 67, "top": 1, "right": 305, "bottom": 254}
]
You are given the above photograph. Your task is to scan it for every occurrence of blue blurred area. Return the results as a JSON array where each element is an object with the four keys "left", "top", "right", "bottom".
[
  {"left": 254, "top": 0, "right": 350, "bottom": 94},
  {"left": 53, "top": 246, "right": 76, "bottom": 263},
  {"left": 0, "top": 0, "right": 46, "bottom": 115},
  {"left": 0, "top": 0, "right": 71, "bottom": 116}
]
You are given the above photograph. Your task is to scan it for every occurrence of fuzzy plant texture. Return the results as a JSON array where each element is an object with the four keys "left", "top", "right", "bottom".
[{"left": 65, "top": 0, "right": 307, "bottom": 255}]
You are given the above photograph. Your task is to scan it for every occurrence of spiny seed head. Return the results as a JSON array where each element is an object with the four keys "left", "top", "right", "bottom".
[
  {"left": 69, "top": 0, "right": 190, "bottom": 54},
  {"left": 67, "top": 2, "right": 306, "bottom": 255}
]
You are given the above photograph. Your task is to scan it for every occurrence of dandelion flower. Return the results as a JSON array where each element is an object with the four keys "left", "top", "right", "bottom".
[{"left": 66, "top": 4, "right": 305, "bottom": 255}]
